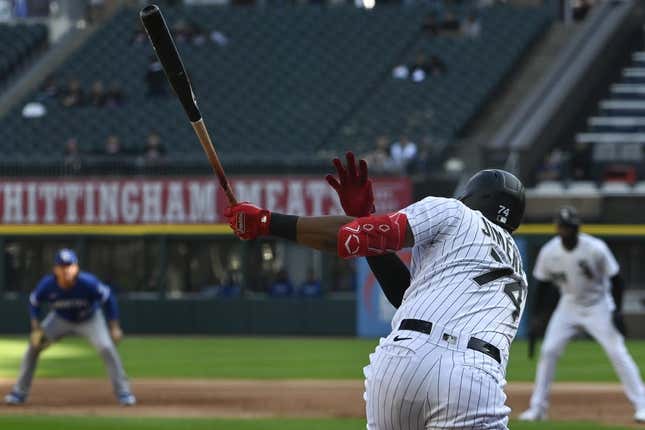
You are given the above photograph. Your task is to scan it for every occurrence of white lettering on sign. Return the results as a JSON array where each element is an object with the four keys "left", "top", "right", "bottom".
[
  {"left": 121, "top": 182, "right": 139, "bottom": 224},
  {"left": 286, "top": 181, "right": 306, "bottom": 215},
  {"left": 305, "top": 181, "right": 327, "bottom": 216},
  {"left": 3, "top": 183, "right": 23, "bottom": 223},
  {"left": 62, "top": 183, "right": 82, "bottom": 223},
  {"left": 26, "top": 182, "right": 38, "bottom": 223},
  {"left": 39, "top": 184, "right": 58, "bottom": 224},
  {"left": 98, "top": 183, "right": 119, "bottom": 223},
  {"left": 84, "top": 183, "right": 96, "bottom": 223},
  {"left": 0, "top": 177, "right": 411, "bottom": 225},
  {"left": 166, "top": 182, "right": 185, "bottom": 223},
  {"left": 189, "top": 182, "right": 215, "bottom": 222},
  {"left": 142, "top": 182, "right": 162, "bottom": 223},
  {"left": 234, "top": 181, "right": 262, "bottom": 204},
  {"left": 265, "top": 181, "right": 284, "bottom": 212}
]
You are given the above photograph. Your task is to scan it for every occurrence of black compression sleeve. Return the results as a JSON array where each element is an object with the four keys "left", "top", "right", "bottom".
[
  {"left": 366, "top": 253, "right": 411, "bottom": 309},
  {"left": 611, "top": 274, "right": 624, "bottom": 312},
  {"left": 532, "top": 280, "right": 551, "bottom": 315},
  {"left": 269, "top": 213, "right": 298, "bottom": 241}
]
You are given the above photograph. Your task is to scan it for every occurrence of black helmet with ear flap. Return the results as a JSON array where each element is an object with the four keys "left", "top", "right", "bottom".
[{"left": 457, "top": 169, "right": 525, "bottom": 232}]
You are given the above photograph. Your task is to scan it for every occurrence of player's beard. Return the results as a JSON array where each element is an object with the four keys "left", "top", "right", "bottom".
[{"left": 54, "top": 264, "right": 80, "bottom": 288}]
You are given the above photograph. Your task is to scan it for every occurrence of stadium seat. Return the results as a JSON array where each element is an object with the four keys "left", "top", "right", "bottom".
[{"left": 0, "top": 4, "right": 551, "bottom": 169}]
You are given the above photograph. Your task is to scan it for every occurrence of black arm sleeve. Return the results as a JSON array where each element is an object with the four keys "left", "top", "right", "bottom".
[
  {"left": 611, "top": 274, "right": 624, "bottom": 312},
  {"left": 532, "top": 280, "right": 551, "bottom": 317},
  {"left": 366, "top": 253, "right": 411, "bottom": 309}
]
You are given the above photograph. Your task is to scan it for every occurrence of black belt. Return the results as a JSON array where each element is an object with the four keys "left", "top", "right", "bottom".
[{"left": 398, "top": 319, "right": 501, "bottom": 364}]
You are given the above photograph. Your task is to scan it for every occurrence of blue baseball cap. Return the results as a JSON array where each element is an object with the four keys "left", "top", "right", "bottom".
[{"left": 55, "top": 249, "right": 78, "bottom": 266}]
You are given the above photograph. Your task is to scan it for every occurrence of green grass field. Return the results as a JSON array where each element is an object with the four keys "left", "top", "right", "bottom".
[
  {"left": 0, "top": 416, "right": 637, "bottom": 430},
  {"left": 1, "top": 336, "right": 644, "bottom": 429},
  {"left": 1, "top": 336, "right": 644, "bottom": 381}
]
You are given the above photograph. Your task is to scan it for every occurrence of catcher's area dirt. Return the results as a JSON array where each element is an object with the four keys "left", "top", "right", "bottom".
[{"left": 0, "top": 379, "right": 641, "bottom": 427}]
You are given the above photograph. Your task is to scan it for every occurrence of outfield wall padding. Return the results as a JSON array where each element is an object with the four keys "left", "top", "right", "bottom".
[{"left": 0, "top": 297, "right": 356, "bottom": 336}]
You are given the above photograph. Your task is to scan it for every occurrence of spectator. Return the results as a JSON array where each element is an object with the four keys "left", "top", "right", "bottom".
[
  {"left": 60, "top": 79, "right": 85, "bottom": 108},
  {"left": 441, "top": 11, "right": 460, "bottom": 31},
  {"left": 461, "top": 14, "right": 481, "bottom": 38},
  {"left": 210, "top": 29, "right": 229, "bottom": 47},
  {"left": 104, "top": 135, "right": 122, "bottom": 156},
  {"left": 143, "top": 131, "right": 166, "bottom": 162},
  {"left": 573, "top": 0, "right": 592, "bottom": 21},
  {"left": 393, "top": 53, "right": 445, "bottom": 82},
  {"left": 268, "top": 269, "right": 294, "bottom": 298},
  {"left": 363, "top": 135, "right": 397, "bottom": 173},
  {"left": 38, "top": 76, "right": 59, "bottom": 101},
  {"left": 87, "top": 0, "right": 105, "bottom": 23},
  {"left": 429, "top": 55, "right": 446, "bottom": 76},
  {"left": 89, "top": 80, "right": 106, "bottom": 107},
  {"left": 410, "top": 53, "right": 430, "bottom": 83},
  {"left": 145, "top": 55, "right": 167, "bottom": 97},
  {"left": 536, "top": 149, "right": 564, "bottom": 182},
  {"left": 21, "top": 102, "right": 46, "bottom": 119},
  {"left": 105, "top": 82, "right": 125, "bottom": 107},
  {"left": 299, "top": 268, "right": 322, "bottom": 298},
  {"left": 172, "top": 18, "right": 198, "bottom": 44},
  {"left": 570, "top": 141, "right": 591, "bottom": 180},
  {"left": 63, "top": 138, "right": 82, "bottom": 172},
  {"left": 422, "top": 13, "right": 439, "bottom": 36},
  {"left": 411, "top": 135, "right": 441, "bottom": 174},
  {"left": 217, "top": 272, "right": 241, "bottom": 298},
  {"left": 390, "top": 135, "right": 418, "bottom": 171},
  {"left": 131, "top": 19, "right": 147, "bottom": 45}
]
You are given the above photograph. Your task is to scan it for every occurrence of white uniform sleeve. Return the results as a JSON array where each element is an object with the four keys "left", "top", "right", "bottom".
[
  {"left": 532, "top": 245, "right": 550, "bottom": 282},
  {"left": 597, "top": 240, "right": 620, "bottom": 278},
  {"left": 400, "top": 197, "right": 463, "bottom": 245}
]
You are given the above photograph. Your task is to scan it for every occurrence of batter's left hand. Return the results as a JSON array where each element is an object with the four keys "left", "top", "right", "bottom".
[
  {"left": 326, "top": 152, "right": 375, "bottom": 217},
  {"left": 224, "top": 202, "right": 271, "bottom": 240},
  {"left": 612, "top": 310, "right": 627, "bottom": 336},
  {"left": 110, "top": 321, "right": 123, "bottom": 345}
]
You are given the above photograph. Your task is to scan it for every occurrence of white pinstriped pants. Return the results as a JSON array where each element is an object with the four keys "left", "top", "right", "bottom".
[{"left": 364, "top": 330, "right": 510, "bottom": 430}]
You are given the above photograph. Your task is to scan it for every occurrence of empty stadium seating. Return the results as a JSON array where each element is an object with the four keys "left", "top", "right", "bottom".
[
  {"left": 0, "top": 4, "right": 550, "bottom": 171},
  {"left": 0, "top": 22, "right": 47, "bottom": 86}
]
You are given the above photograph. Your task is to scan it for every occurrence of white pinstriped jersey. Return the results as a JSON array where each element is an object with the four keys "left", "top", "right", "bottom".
[
  {"left": 533, "top": 233, "right": 620, "bottom": 308},
  {"left": 395, "top": 197, "right": 528, "bottom": 352}
]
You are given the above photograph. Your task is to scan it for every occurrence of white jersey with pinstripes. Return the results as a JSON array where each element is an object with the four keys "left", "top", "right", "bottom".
[{"left": 395, "top": 196, "right": 528, "bottom": 353}]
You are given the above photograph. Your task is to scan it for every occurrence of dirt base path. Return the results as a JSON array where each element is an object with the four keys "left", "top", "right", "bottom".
[{"left": 0, "top": 379, "right": 640, "bottom": 427}]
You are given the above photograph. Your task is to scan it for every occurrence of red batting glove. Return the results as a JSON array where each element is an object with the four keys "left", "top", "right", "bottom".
[
  {"left": 326, "top": 152, "right": 375, "bottom": 217},
  {"left": 224, "top": 202, "right": 271, "bottom": 240}
]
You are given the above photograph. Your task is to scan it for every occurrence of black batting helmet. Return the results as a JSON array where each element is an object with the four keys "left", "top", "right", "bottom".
[
  {"left": 556, "top": 206, "right": 580, "bottom": 228},
  {"left": 457, "top": 169, "right": 525, "bottom": 232}
]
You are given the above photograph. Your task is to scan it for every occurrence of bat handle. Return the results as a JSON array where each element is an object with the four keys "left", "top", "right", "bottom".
[{"left": 191, "top": 119, "right": 237, "bottom": 206}]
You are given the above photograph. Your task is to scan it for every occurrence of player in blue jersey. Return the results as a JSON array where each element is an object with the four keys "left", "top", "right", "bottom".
[{"left": 4, "top": 249, "right": 135, "bottom": 406}]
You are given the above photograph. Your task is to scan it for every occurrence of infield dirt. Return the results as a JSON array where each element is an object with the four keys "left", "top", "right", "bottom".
[{"left": 0, "top": 379, "right": 640, "bottom": 427}]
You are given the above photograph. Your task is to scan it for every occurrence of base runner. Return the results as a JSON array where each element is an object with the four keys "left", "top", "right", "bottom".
[
  {"left": 225, "top": 153, "right": 527, "bottom": 429},
  {"left": 4, "top": 249, "right": 135, "bottom": 406}
]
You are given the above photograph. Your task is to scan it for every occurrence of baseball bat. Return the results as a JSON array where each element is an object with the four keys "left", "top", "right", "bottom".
[{"left": 139, "top": 4, "right": 237, "bottom": 206}]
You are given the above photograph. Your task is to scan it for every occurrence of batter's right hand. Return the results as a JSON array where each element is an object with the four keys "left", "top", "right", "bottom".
[
  {"left": 326, "top": 152, "right": 375, "bottom": 217},
  {"left": 224, "top": 202, "right": 271, "bottom": 240}
]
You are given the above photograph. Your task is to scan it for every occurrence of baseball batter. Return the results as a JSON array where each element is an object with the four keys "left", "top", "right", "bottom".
[
  {"left": 519, "top": 206, "right": 645, "bottom": 422},
  {"left": 225, "top": 154, "right": 527, "bottom": 429},
  {"left": 4, "top": 249, "right": 135, "bottom": 406}
]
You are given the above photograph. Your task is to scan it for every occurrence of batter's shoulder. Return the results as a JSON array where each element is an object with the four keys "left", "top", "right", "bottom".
[{"left": 404, "top": 196, "right": 466, "bottom": 221}]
